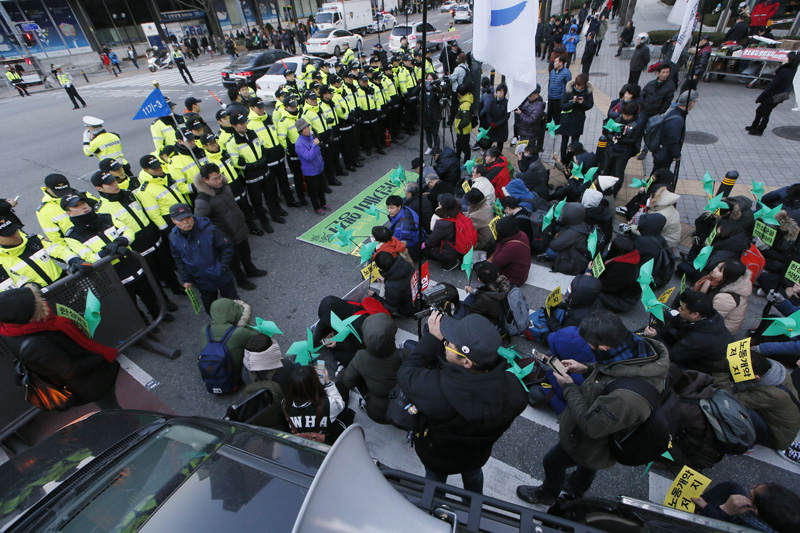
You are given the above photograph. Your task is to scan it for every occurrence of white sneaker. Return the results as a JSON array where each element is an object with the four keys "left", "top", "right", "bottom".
[
  {"left": 510, "top": 136, "right": 518, "bottom": 146},
  {"left": 778, "top": 447, "right": 800, "bottom": 465},
  {"left": 756, "top": 288, "right": 767, "bottom": 297},
  {"left": 425, "top": 147, "right": 432, "bottom": 155},
  {"left": 615, "top": 206, "right": 627, "bottom": 215}
]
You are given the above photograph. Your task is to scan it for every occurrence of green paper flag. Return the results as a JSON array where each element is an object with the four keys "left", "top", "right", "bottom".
[
  {"left": 661, "top": 450, "right": 674, "bottom": 461},
  {"left": 641, "top": 462, "right": 654, "bottom": 477},
  {"left": 751, "top": 179, "right": 765, "bottom": 202},
  {"left": 587, "top": 228, "right": 599, "bottom": 258},
  {"left": 391, "top": 165, "right": 406, "bottom": 186},
  {"left": 359, "top": 240, "right": 379, "bottom": 263},
  {"left": 693, "top": 245, "right": 714, "bottom": 271},
  {"left": 542, "top": 205, "right": 555, "bottom": 231},
  {"left": 604, "top": 117, "right": 623, "bottom": 133},
  {"left": 465, "top": 158, "right": 476, "bottom": 175},
  {"left": 83, "top": 290, "right": 102, "bottom": 337},
  {"left": 286, "top": 328, "right": 320, "bottom": 366},
  {"left": 754, "top": 202, "right": 782, "bottom": 226},
  {"left": 250, "top": 317, "right": 283, "bottom": 337},
  {"left": 186, "top": 286, "right": 202, "bottom": 315},
  {"left": 330, "top": 311, "right": 362, "bottom": 344},
  {"left": 570, "top": 162, "right": 584, "bottom": 180},
  {"left": 641, "top": 285, "right": 667, "bottom": 322},
  {"left": 553, "top": 198, "right": 566, "bottom": 220},
  {"left": 637, "top": 258, "right": 654, "bottom": 288},
  {"left": 365, "top": 203, "right": 385, "bottom": 220},
  {"left": 762, "top": 309, "right": 800, "bottom": 338},
  {"left": 506, "top": 359, "right": 536, "bottom": 392},
  {"left": 571, "top": 162, "right": 598, "bottom": 184},
  {"left": 332, "top": 223, "right": 355, "bottom": 247},
  {"left": 680, "top": 273, "right": 687, "bottom": 294},
  {"left": 702, "top": 171, "right": 715, "bottom": 197},
  {"left": 497, "top": 345, "right": 521, "bottom": 364},
  {"left": 704, "top": 193, "right": 729, "bottom": 213},
  {"left": 494, "top": 199, "right": 504, "bottom": 216},
  {"left": 476, "top": 127, "right": 490, "bottom": 141},
  {"left": 462, "top": 246, "right": 475, "bottom": 281},
  {"left": 546, "top": 119, "right": 559, "bottom": 138},
  {"left": 630, "top": 177, "right": 648, "bottom": 188}
]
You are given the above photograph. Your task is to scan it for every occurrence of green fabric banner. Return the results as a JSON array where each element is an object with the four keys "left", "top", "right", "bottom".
[{"left": 297, "top": 169, "right": 417, "bottom": 254}]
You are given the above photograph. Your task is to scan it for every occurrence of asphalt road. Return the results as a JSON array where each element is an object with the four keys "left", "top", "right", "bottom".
[{"left": 2, "top": 9, "right": 799, "bottom": 512}]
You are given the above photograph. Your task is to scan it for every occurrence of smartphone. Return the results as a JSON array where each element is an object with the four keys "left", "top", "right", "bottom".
[
  {"left": 316, "top": 360, "right": 326, "bottom": 384},
  {"left": 12, "top": 195, "right": 19, "bottom": 202}
]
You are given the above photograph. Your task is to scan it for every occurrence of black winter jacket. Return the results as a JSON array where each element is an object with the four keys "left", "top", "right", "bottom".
[
  {"left": 481, "top": 97, "right": 510, "bottom": 143},
  {"left": 630, "top": 43, "right": 651, "bottom": 72},
  {"left": 757, "top": 63, "right": 798, "bottom": 105},
  {"left": 558, "top": 81, "right": 595, "bottom": 137},
  {"left": 658, "top": 310, "right": 733, "bottom": 374},
  {"left": 377, "top": 256, "right": 415, "bottom": 317},
  {"left": 193, "top": 175, "right": 249, "bottom": 244},
  {"left": 641, "top": 78, "right": 677, "bottom": 117},
  {"left": 632, "top": 213, "right": 668, "bottom": 265},
  {"left": 434, "top": 147, "right": 462, "bottom": 185},
  {"left": 551, "top": 203, "right": 591, "bottom": 274}
]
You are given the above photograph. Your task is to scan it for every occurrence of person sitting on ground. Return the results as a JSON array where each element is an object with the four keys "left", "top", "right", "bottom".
[
  {"left": 596, "top": 236, "right": 642, "bottom": 312},
  {"left": 282, "top": 365, "right": 351, "bottom": 444},
  {"left": 643, "top": 289, "right": 732, "bottom": 374},
  {"left": 619, "top": 168, "right": 673, "bottom": 219},
  {"left": 404, "top": 181, "right": 434, "bottom": 231},
  {"left": 424, "top": 168, "right": 455, "bottom": 212},
  {"left": 693, "top": 259, "right": 751, "bottom": 335},
  {"left": 386, "top": 194, "right": 422, "bottom": 262},
  {"left": 648, "top": 185, "right": 682, "bottom": 248},
  {"left": 755, "top": 290, "right": 800, "bottom": 369},
  {"left": 465, "top": 164, "right": 496, "bottom": 207},
  {"left": 516, "top": 144, "right": 550, "bottom": 200},
  {"left": 628, "top": 213, "right": 669, "bottom": 266},
  {"left": 243, "top": 333, "right": 293, "bottom": 391},
  {"left": 465, "top": 188, "right": 495, "bottom": 252},
  {"left": 755, "top": 209, "right": 798, "bottom": 293},
  {"left": 581, "top": 189, "right": 613, "bottom": 251},
  {"left": 371, "top": 225, "right": 413, "bottom": 264},
  {"left": 714, "top": 350, "right": 800, "bottom": 451},
  {"left": 545, "top": 274, "right": 603, "bottom": 340},
  {"left": 502, "top": 196, "right": 534, "bottom": 246},
  {"left": 342, "top": 313, "right": 403, "bottom": 425},
  {"left": 762, "top": 183, "right": 800, "bottom": 224},
  {"left": 203, "top": 298, "right": 257, "bottom": 385},
  {"left": 423, "top": 193, "right": 468, "bottom": 272},
  {"left": 529, "top": 326, "right": 596, "bottom": 414},
  {"left": 693, "top": 195, "right": 755, "bottom": 246},
  {"left": 312, "top": 296, "right": 369, "bottom": 366},
  {"left": 484, "top": 147, "right": 512, "bottom": 200},
  {"left": 434, "top": 146, "right": 461, "bottom": 185},
  {"left": 503, "top": 176, "right": 549, "bottom": 213},
  {"left": 490, "top": 216, "right": 531, "bottom": 287},
  {"left": 369, "top": 251, "right": 415, "bottom": 317},
  {"left": 679, "top": 219, "right": 751, "bottom": 283},
  {"left": 694, "top": 480, "right": 800, "bottom": 533},
  {"left": 464, "top": 261, "right": 511, "bottom": 326},
  {"left": 549, "top": 142, "right": 600, "bottom": 203},
  {"left": 541, "top": 202, "right": 592, "bottom": 275}
]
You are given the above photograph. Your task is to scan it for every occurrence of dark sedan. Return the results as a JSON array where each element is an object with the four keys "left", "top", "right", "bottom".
[{"left": 220, "top": 49, "right": 291, "bottom": 88}]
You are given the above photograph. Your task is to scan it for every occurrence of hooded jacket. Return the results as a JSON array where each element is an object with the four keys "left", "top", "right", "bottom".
[
  {"left": 404, "top": 190, "right": 434, "bottom": 232},
  {"left": 517, "top": 156, "right": 551, "bottom": 200},
  {"left": 434, "top": 147, "right": 461, "bottom": 185},
  {"left": 397, "top": 332, "right": 528, "bottom": 474},
  {"left": 706, "top": 230, "right": 751, "bottom": 273},
  {"left": 467, "top": 198, "right": 495, "bottom": 250},
  {"left": 650, "top": 187, "right": 682, "bottom": 247},
  {"left": 389, "top": 205, "right": 422, "bottom": 252},
  {"left": 378, "top": 256, "right": 415, "bottom": 317},
  {"left": 486, "top": 156, "right": 512, "bottom": 199},
  {"left": 491, "top": 217, "right": 531, "bottom": 287},
  {"left": 660, "top": 309, "right": 733, "bottom": 374},
  {"left": 203, "top": 298, "right": 255, "bottom": 372},
  {"left": 465, "top": 275, "right": 511, "bottom": 325},
  {"left": 544, "top": 326, "right": 596, "bottom": 414},
  {"left": 505, "top": 178, "right": 549, "bottom": 213},
  {"left": 550, "top": 203, "right": 591, "bottom": 275},
  {"left": 598, "top": 250, "right": 643, "bottom": 312},
  {"left": 631, "top": 213, "right": 668, "bottom": 265},
  {"left": 558, "top": 81, "right": 595, "bottom": 137},
  {"left": 559, "top": 336, "right": 670, "bottom": 469},
  {"left": 342, "top": 314, "right": 403, "bottom": 424},
  {"left": 168, "top": 216, "right": 234, "bottom": 292},
  {"left": 193, "top": 174, "right": 249, "bottom": 245},
  {"left": 559, "top": 274, "right": 602, "bottom": 329},
  {"left": 562, "top": 25, "right": 580, "bottom": 53},
  {"left": 581, "top": 189, "right": 613, "bottom": 247},
  {"left": 761, "top": 209, "right": 798, "bottom": 274},
  {"left": 481, "top": 96, "right": 510, "bottom": 143},
  {"left": 711, "top": 270, "right": 752, "bottom": 335},
  {"left": 516, "top": 95, "right": 546, "bottom": 140}
]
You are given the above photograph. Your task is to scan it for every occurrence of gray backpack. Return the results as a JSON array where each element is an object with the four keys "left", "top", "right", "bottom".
[
  {"left": 502, "top": 287, "right": 530, "bottom": 336},
  {"left": 700, "top": 390, "right": 756, "bottom": 455}
]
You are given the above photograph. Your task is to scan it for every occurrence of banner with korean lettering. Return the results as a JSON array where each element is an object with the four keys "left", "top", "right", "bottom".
[
  {"left": 663, "top": 466, "right": 711, "bottom": 513},
  {"left": 672, "top": 0, "right": 699, "bottom": 64},
  {"left": 132, "top": 88, "right": 173, "bottom": 121},
  {"left": 726, "top": 338, "right": 754, "bottom": 383}
]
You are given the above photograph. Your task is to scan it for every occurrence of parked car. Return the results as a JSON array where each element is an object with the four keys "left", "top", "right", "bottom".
[
  {"left": 388, "top": 23, "right": 443, "bottom": 52},
  {"left": 440, "top": 1, "right": 457, "bottom": 13},
  {"left": 454, "top": 5, "right": 473, "bottom": 23},
  {"left": 368, "top": 12, "right": 397, "bottom": 33},
  {"left": 306, "top": 28, "right": 363, "bottom": 57},
  {"left": 221, "top": 49, "right": 292, "bottom": 88},
  {"left": 254, "top": 54, "right": 329, "bottom": 102}
]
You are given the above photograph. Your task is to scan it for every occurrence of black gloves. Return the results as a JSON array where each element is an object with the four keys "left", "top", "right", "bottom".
[{"left": 68, "top": 258, "right": 93, "bottom": 276}]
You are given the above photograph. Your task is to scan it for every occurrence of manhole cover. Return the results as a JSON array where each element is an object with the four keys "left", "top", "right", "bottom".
[
  {"left": 588, "top": 72, "right": 608, "bottom": 76},
  {"left": 684, "top": 131, "right": 718, "bottom": 145},
  {"left": 773, "top": 126, "right": 800, "bottom": 141}
]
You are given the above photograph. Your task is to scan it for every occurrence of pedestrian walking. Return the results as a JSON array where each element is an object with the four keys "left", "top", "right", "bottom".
[
  {"left": 100, "top": 52, "right": 117, "bottom": 77},
  {"left": 681, "top": 35, "right": 712, "bottom": 93},
  {"left": 652, "top": 90, "right": 698, "bottom": 171},
  {"left": 126, "top": 46, "right": 139, "bottom": 69},
  {"left": 56, "top": 66, "right": 87, "bottom": 110},
  {"left": 109, "top": 51, "right": 122, "bottom": 73},
  {"left": 747, "top": 51, "right": 799, "bottom": 136},
  {"left": 5, "top": 64, "right": 30, "bottom": 96},
  {"left": 596, "top": 15, "right": 608, "bottom": 54},
  {"left": 171, "top": 44, "right": 196, "bottom": 84},
  {"left": 581, "top": 32, "right": 598, "bottom": 74}
]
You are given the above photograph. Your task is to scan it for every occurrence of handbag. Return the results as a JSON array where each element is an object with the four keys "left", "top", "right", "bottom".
[
  {"left": 14, "top": 340, "right": 74, "bottom": 412},
  {"left": 385, "top": 385, "right": 426, "bottom": 433},
  {"left": 772, "top": 91, "right": 791, "bottom": 104}
]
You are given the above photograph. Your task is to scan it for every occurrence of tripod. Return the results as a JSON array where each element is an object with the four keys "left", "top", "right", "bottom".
[{"left": 439, "top": 92, "right": 456, "bottom": 150}]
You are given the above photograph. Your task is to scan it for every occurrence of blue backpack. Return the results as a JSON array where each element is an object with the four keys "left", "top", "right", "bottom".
[
  {"left": 198, "top": 326, "right": 239, "bottom": 395},
  {"left": 524, "top": 308, "right": 565, "bottom": 342}
]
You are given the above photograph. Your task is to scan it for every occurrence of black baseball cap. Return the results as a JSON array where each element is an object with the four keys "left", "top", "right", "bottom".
[
  {"left": 200, "top": 132, "right": 218, "bottom": 145},
  {"left": 98, "top": 158, "right": 122, "bottom": 172},
  {"left": 215, "top": 109, "right": 230, "bottom": 121},
  {"left": 248, "top": 96, "right": 264, "bottom": 107},
  {"left": 440, "top": 314, "right": 502, "bottom": 366},
  {"left": 177, "top": 128, "right": 195, "bottom": 141},
  {"left": 305, "top": 91, "right": 317, "bottom": 100},
  {"left": 169, "top": 203, "right": 193, "bottom": 221},
  {"left": 283, "top": 68, "right": 293, "bottom": 76},
  {"left": 328, "top": 75, "right": 341, "bottom": 85},
  {"left": 0, "top": 216, "right": 21, "bottom": 237},
  {"left": 60, "top": 193, "right": 86, "bottom": 210},
  {"left": 309, "top": 81, "right": 321, "bottom": 90},
  {"left": 229, "top": 112, "right": 248, "bottom": 125},
  {"left": 186, "top": 119, "right": 203, "bottom": 130},
  {"left": 139, "top": 154, "right": 163, "bottom": 170},
  {"left": 411, "top": 157, "right": 422, "bottom": 169},
  {"left": 285, "top": 98, "right": 298, "bottom": 108},
  {"left": 320, "top": 84, "right": 333, "bottom": 95},
  {"left": 44, "top": 174, "right": 71, "bottom": 197},
  {"left": 185, "top": 96, "right": 201, "bottom": 108},
  {"left": 358, "top": 73, "right": 369, "bottom": 81},
  {"left": 90, "top": 170, "right": 116, "bottom": 186}
]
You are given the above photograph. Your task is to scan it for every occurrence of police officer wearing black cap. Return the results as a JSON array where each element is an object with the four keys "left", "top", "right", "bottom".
[
  {"left": 215, "top": 108, "right": 235, "bottom": 149},
  {"left": 319, "top": 85, "right": 349, "bottom": 178},
  {"left": 282, "top": 68, "right": 303, "bottom": 104},
  {"left": 275, "top": 98, "right": 308, "bottom": 205},
  {"left": 36, "top": 174, "right": 99, "bottom": 248},
  {"left": 355, "top": 72, "right": 386, "bottom": 156},
  {"left": 248, "top": 96, "right": 301, "bottom": 207},
  {"left": 184, "top": 96, "right": 210, "bottom": 134},
  {"left": 151, "top": 98, "right": 184, "bottom": 152},
  {"left": 330, "top": 75, "right": 360, "bottom": 172},
  {"left": 99, "top": 157, "right": 140, "bottom": 190},
  {"left": 226, "top": 111, "right": 284, "bottom": 233}
]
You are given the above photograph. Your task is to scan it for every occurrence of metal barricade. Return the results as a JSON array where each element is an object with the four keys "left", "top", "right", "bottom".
[{"left": 0, "top": 250, "right": 179, "bottom": 442}]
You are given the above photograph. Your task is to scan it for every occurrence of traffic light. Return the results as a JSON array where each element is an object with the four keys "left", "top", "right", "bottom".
[{"left": 22, "top": 33, "right": 35, "bottom": 47}]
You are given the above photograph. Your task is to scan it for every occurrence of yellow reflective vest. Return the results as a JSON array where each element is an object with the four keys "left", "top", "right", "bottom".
[
  {"left": 0, "top": 232, "right": 75, "bottom": 289},
  {"left": 84, "top": 131, "right": 127, "bottom": 164}
]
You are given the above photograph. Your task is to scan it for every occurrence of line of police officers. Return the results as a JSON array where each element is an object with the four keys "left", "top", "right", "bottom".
[{"left": 0, "top": 40, "right": 443, "bottom": 325}]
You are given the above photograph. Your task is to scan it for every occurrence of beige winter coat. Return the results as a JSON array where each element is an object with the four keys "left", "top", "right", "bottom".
[
  {"left": 467, "top": 199, "right": 495, "bottom": 250},
  {"left": 650, "top": 187, "right": 682, "bottom": 248},
  {"left": 712, "top": 270, "right": 752, "bottom": 335}
]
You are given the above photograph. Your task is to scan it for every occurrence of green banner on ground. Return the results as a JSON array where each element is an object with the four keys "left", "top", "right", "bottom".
[{"left": 297, "top": 169, "right": 417, "bottom": 254}]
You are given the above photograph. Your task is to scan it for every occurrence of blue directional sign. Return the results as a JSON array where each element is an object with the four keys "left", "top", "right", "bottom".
[{"left": 19, "top": 23, "right": 39, "bottom": 32}]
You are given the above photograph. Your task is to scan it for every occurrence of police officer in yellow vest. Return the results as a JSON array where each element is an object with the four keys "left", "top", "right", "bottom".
[
  {"left": 83, "top": 116, "right": 130, "bottom": 173},
  {"left": 248, "top": 96, "right": 301, "bottom": 207},
  {"left": 341, "top": 41, "right": 356, "bottom": 68},
  {"left": 36, "top": 174, "right": 99, "bottom": 248},
  {"left": 215, "top": 108, "right": 235, "bottom": 150},
  {"left": 398, "top": 55, "right": 420, "bottom": 133},
  {"left": 282, "top": 69, "right": 304, "bottom": 105},
  {"left": 151, "top": 99, "right": 185, "bottom": 152},
  {"left": 319, "top": 84, "right": 350, "bottom": 180},
  {"left": 171, "top": 44, "right": 195, "bottom": 84},
  {"left": 137, "top": 154, "right": 188, "bottom": 231},
  {"left": 370, "top": 70, "right": 388, "bottom": 147},
  {"left": 302, "top": 90, "right": 341, "bottom": 188},
  {"left": 330, "top": 75, "right": 361, "bottom": 172},
  {"left": 355, "top": 73, "right": 386, "bottom": 156},
  {"left": 56, "top": 66, "right": 86, "bottom": 109},
  {"left": 99, "top": 158, "right": 140, "bottom": 190},
  {"left": 92, "top": 171, "right": 183, "bottom": 304},
  {"left": 275, "top": 98, "right": 307, "bottom": 205},
  {"left": 168, "top": 128, "right": 203, "bottom": 201},
  {"left": 5, "top": 65, "right": 29, "bottom": 97},
  {"left": 381, "top": 64, "right": 403, "bottom": 142}
]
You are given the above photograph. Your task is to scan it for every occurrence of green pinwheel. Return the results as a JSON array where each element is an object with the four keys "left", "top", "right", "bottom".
[
  {"left": 571, "top": 163, "right": 598, "bottom": 184},
  {"left": 751, "top": 179, "right": 765, "bottom": 202},
  {"left": 497, "top": 345, "right": 521, "bottom": 364},
  {"left": 331, "top": 223, "right": 355, "bottom": 247},
  {"left": 365, "top": 203, "right": 386, "bottom": 220},
  {"left": 546, "top": 119, "right": 559, "bottom": 138},
  {"left": 693, "top": 245, "right": 714, "bottom": 271},
  {"left": 587, "top": 228, "right": 599, "bottom": 258},
  {"left": 641, "top": 285, "right": 668, "bottom": 322},
  {"left": 84, "top": 289, "right": 102, "bottom": 337},
  {"left": 761, "top": 308, "right": 800, "bottom": 338},
  {"left": 754, "top": 202, "right": 782, "bottom": 225},
  {"left": 630, "top": 177, "right": 649, "bottom": 188},
  {"left": 390, "top": 165, "right": 406, "bottom": 187},
  {"left": 506, "top": 359, "right": 536, "bottom": 392},
  {"left": 330, "top": 310, "right": 362, "bottom": 343},
  {"left": 604, "top": 117, "right": 623, "bottom": 133},
  {"left": 637, "top": 258, "right": 654, "bottom": 287},
  {"left": 704, "top": 193, "right": 729, "bottom": 213},
  {"left": 250, "top": 317, "right": 283, "bottom": 337},
  {"left": 286, "top": 328, "right": 320, "bottom": 366},
  {"left": 494, "top": 198, "right": 504, "bottom": 216},
  {"left": 553, "top": 198, "right": 566, "bottom": 220},
  {"left": 542, "top": 204, "right": 556, "bottom": 231},
  {"left": 476, "top": 127, "right": 490, "bottom": 142},
  {"left": 465, "top": 158, "right": 477, "bottom": 175},
  {"left": 702, "top": 171, "right": 715, "bottom": 197},
  {"left": 359, "top": 240, "right": 379, "bottom": 263},
  {"left": 462, "top": 246, "right": 474, "bottom": 281}
]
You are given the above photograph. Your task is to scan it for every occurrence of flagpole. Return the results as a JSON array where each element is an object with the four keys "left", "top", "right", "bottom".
[
  {"left": 674, "top": 0, "right": 705, "bottom": 190},
  {"left": 416, "top": 3, "right": 429, "bottom": 336}
]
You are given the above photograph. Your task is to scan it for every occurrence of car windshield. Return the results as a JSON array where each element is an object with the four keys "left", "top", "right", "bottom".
[
  {"left": 231, "top": 54, "right": 257, "bottom": 66},
  {"left": 457, "top": 6, "right": 468, "bottom": 10},
  {"left": 312, "top": 29, "right": 332, "bottom": 39},
  {"left": 266, "top": 61, "right": 296, "bottom": 74},
  {"left": 316, "top": 12, "right": 334, "bottom": 24},
  {"left": 392, "top": 26, "right": 412, "bottom": 37},
  {"left": 39, "top": 424, "right": 222, "bottom": 532}
]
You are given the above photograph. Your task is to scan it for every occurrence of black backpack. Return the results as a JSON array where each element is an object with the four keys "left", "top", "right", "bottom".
[
  {"left": 602, "top": 377, "right": 681, "bottom": 466},
  {"left": 529, "top": 210, "right": 556, "bottom": 253},
  {"left": 652, "top": 246, "right": 677, "bottom": 289},
  {"left": 699, "top": 390, "right": 756, "bottom": 455}
]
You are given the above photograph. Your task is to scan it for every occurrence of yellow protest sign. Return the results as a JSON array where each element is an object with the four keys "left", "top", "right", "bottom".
[
  {"left": 186, "top": 287, "right": 202, "bottom": 315},
  {"left": 360, "top": 262, "right": 381, "bottom": 282},
  {"left": 663, "top": 466, "right": 712, "bottom": 513},
  {"left": 726, "top": 337, "right": 754, "bottom": 383},
  {"left": 545, "top": 286, "right": 562, "bottom": 317},
  {"left": 56, "top": 303, "right": 90, "bottom": 337},
  {"left": 489, "top": 216, "right": 501, "bottom": 239},
  {"left": 462, "top": 180, "right": 472, "bottom": 193},
  {"left": 657, "top": 287, "right": 675, "bottom": 304},
  {"left": 591, "top": 254, "right": 605, "bottom": 278},
  {"left": 787, "top": 261, "right": 800, "bottom": 284}
]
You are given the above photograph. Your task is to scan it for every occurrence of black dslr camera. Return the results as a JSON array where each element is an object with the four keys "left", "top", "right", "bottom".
[{"left": 414, "top": 284, "right": 456, "bottom": 319}]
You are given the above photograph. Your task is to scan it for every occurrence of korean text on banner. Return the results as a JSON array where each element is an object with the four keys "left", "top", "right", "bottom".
[
  {"left": 663, "top": 465, "right": 711, "bottom": 513},
  {"left": 726, "top": 337, "right": 754, "bottom": 383},
  {"left": 672, "top": 0, "right": 700, "bottom": 64},
  {"left": 132, "top": 88, "right": 173, "bottom": 121}
]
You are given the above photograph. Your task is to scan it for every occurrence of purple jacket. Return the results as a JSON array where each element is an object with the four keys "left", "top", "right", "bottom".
[{"left": 295, "top": 133, "right": 324, "bottom": 176}]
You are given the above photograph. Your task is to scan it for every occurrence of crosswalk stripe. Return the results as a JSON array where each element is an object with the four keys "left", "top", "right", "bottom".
[{"left": 525, "top": 263, "right": 574, "bottom": 292}]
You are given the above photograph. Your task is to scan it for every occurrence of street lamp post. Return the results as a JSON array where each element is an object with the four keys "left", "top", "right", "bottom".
[{"left": 112, "top": 13, "right": 133, "bottom": 52}]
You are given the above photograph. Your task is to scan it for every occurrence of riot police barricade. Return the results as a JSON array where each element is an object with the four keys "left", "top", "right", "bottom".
[{"left": 0, "top": 250, "right": 179, "bottom": 443}]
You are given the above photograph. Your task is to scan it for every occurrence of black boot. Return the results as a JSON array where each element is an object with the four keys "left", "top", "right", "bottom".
[{"left": 260, "top": 219, "right": 274, "bottom": 233}]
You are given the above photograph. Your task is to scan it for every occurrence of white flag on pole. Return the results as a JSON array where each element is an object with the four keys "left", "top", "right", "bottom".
[
  {"left": 473, "top": 0, "right": 539, "bottom": 110},
  {"left": 793, "top": 67, "right": 800, "bottom": 111},
  {"left": 672, "top": 0, "right": 700, "bottom": 64},
  {"left": 668, "top": 0, "right": 692, "bottom": 25}
]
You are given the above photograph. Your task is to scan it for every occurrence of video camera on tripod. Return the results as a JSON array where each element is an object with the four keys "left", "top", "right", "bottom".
[{"left": 413, "top": 284, "right": 457, "bottom": 320}]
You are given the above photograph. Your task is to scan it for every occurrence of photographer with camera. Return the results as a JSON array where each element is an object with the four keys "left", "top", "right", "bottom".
[
  {"left": 398, "top": 312, "right": 527, "bottom": 494},
  {"left": 423, "top": 73, "right": 443, "bottom": 155}
]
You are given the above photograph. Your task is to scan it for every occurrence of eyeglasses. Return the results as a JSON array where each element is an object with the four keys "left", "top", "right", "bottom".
[{"left": 445, "top": 344, "right": 474, "bottom": 366}]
